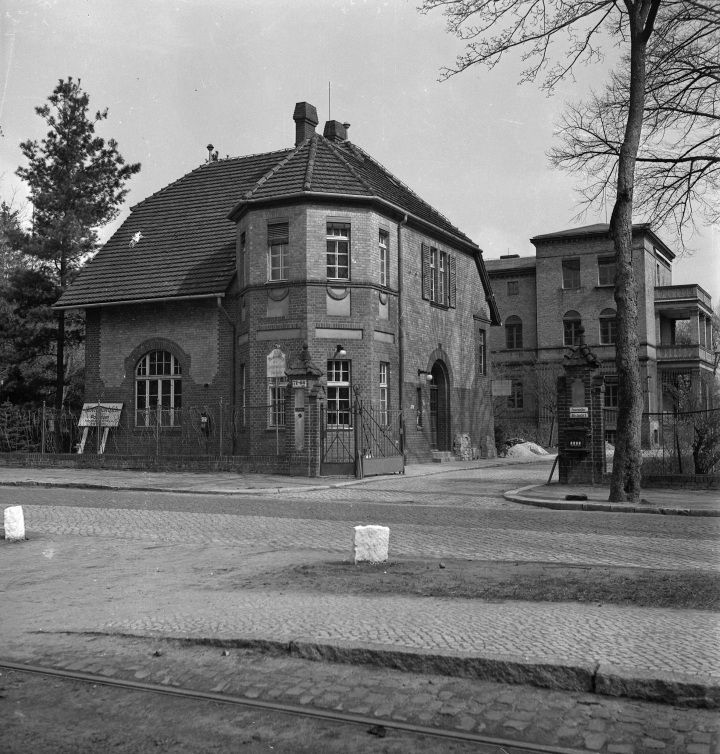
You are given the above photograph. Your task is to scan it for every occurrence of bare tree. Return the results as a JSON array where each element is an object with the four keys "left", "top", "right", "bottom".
[
  {"left": 550, "top": 3, "right": 720, "bottom": 245},
  {"left": 420, "top": 0, "right": 717, "bottom": 500}
]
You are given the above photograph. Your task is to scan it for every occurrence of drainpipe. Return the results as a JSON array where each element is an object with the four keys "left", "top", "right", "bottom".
[
  {"left": 397, "top": 214, "right": 408, "bottom": 467},
  {"left": 217, "top": 297, "right": 236, "bottom": 455}
]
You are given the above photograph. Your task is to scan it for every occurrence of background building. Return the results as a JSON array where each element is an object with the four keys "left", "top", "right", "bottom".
[
  {"left": 57, "top": 103, "right": 500, "bottom": 471},
  {"left": 485, "top": 224, "right": 716, "bottom": 446}
]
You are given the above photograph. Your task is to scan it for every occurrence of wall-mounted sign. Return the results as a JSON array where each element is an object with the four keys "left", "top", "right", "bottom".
[
  {"left": 492, "top": 379, "right": 512, "bottom": 396},
  {"left": 292, "top": 379, "right": 307, "bottom": 388},
  {"left": 569, "top": 407, "right": 589, "bottom": 418},
  {"left": 266, "top": 347, "right": 286, "bottom": 378}
]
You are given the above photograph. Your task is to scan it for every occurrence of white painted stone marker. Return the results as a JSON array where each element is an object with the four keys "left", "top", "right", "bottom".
[
  {"left": 4, "top": 506, "right": 25, "bottom": 542},
  {"left": 353, "top": 525, "right": 389, "bottom": 564}
]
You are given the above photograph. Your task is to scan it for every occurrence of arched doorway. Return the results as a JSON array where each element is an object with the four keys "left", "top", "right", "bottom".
[{"left": 429, "top": 360, "right": 451, "bottom": 451}]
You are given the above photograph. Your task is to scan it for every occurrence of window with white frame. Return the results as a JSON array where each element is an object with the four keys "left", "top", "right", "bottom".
[
  {"left": 599, "top": 308, "right": 618, "bottom": 344},
  {"left": 379, "top": 230, "right": 388, "bottom": 287},
  {"left": 326, "top": 223, "right": 350, "bottom": 280},
  {"left": 379, "top": 362, "right": 389, "bottom": 425},
  {"left": 135, "top": 351, "right": 182, "bottom": 426},
  {"left": 421, "top": 242, "right": 456, "bottom": 307},
  {"left": 267, "top": 222, "right": 289, "bottom": 281},
  {"left": 267, "top": 378, "right": 287, "bottom": 427},
  {"left": 598, "top": 256, "right": 616, "bottom": 286},
  {"left": 431, "top": 247, "right": 446, "bottom": 304},
  {"left": 327, "top": 359, "right": 351, "bottom": 427}
]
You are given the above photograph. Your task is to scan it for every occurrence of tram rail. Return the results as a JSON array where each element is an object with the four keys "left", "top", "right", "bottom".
[{"left": 1, "top": 659, "right": 587, "bottom": 754}]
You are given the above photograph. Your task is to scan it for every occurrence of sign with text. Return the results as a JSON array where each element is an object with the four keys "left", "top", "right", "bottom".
[
  {"left": 292, "top": 379, "right": 307, "bottom": 388},
  {"left": 79, "top": 403, "right": 124, "bottom": 427},
  {"left": 569, "top": 407, "right": 589, "bottom": 418}
]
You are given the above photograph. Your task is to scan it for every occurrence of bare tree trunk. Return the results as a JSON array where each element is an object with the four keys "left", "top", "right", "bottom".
[{"left": 608, "top": 1, "right": 659, "bottom": 502}]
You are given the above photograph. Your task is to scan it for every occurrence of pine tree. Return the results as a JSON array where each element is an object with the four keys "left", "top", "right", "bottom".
[{"left": 16, "top": 78, "right": 140, "bottom": 443}]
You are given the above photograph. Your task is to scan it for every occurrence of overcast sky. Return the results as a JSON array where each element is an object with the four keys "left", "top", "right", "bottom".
[{"left": 1, "top": 0, "right": 717, "bottom": 305}]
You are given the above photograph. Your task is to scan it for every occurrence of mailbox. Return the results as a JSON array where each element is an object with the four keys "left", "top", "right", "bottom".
[{"left": 565, "top": 427, "right": 588, "bottom": 452}]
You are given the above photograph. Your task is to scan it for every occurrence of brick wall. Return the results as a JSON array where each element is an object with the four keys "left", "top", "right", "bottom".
[
  {"left": 83, "top": 298, "right": 232, "bottom": 456},
  {"left": 89, "top": 199, "right": 495, "bottom": 466}
]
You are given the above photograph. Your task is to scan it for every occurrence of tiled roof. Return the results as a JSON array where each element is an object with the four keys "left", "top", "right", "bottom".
[
  {"left": 58, "top": 133, "right": 478, "bottom": 308},
  {"left": 57, "top": 150, "right": 289, "bottom": 307}
]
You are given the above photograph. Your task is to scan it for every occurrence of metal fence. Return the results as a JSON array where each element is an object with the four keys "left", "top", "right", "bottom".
[
  {"left": 0, "top": 401, "right": 297, "bottom": 457},
  {"left": 604, "top": 407, "right": 720, "bottom": 475}
]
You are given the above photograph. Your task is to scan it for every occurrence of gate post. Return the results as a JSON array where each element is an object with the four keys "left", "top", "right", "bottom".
[
  {"left": 284, "top": 344, "right": 324, "bottom": 474},
  {"left": 557, "top": 329, "right": 606, "bottom": 485}
]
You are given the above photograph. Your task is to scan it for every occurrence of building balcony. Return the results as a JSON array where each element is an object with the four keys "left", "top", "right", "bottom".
[
  {"left": 656, "top": 343, "right": 714, "bottom": 365},
  {"left": 654, "top": 284, "right": 713, "bottom": 316}
]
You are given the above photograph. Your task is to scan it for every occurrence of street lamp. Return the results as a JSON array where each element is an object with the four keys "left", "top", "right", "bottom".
[{"left": 417, "top": 369, "right": 433, "bottom": 383}]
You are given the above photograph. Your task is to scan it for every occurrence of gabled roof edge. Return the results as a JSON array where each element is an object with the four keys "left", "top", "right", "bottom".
[{"left": 473, "top": 252, "right": 502, "bottom": 326}]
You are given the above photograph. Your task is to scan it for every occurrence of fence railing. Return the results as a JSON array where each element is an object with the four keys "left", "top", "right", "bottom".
[
  {"left": 604, "top": 407, "right": 720, "bottom": 475},
  {"left": 0, "top": 402, "right": 296, "bottom": 457}
]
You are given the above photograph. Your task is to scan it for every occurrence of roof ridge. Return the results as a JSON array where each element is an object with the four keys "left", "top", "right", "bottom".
[
  {"left": 339, "top": 143, "right": 464, "bottom": 237},
  {"left": 130, "top": 148, "right": 294, "bottom": 212},
  {"left": 303, "top": 134, "right": 319, "bottom": 191},
  {"left": 243, "top": 142, "right": 309, "bottom": 200},
  {"left": 322, "top": 139, "right": 375, "bottom": 195}
]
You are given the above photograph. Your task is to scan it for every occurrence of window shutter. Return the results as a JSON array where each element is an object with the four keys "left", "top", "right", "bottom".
[
  {"left": 267, "top": 222, "right": 289, "bottom": 244},
  {"left": 448, "top": 255, "right": 457, "bottom": 308},
  {"left": 421, "top": 243, "right": 431, "bottom": 300}
]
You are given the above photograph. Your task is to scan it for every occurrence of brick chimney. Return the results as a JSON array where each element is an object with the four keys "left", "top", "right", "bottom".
[
  {"left": 293, "top": 102, "right": 319, "bottom": 146},
  {"left": 323, "top": 120, "right": 349, "bottom": 143}
]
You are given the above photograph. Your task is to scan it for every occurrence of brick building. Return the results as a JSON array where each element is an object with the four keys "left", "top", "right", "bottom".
[
  {"left": 56, "top": 102, "right": 500, "bottom": 471},
  {"left": 485, "top": 224, "right": 716, "bottom": 445}
]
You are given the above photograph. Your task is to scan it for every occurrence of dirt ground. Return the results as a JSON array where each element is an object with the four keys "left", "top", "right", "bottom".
[{"left": 227, "top": 557, "right": 720, "bottom": 611}]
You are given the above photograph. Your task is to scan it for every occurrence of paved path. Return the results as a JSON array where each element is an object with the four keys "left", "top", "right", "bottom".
[{"left": 99, "top": 590, "right": 716, "bottom": 680}]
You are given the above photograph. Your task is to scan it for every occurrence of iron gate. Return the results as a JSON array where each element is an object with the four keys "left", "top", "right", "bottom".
[{"left": 320, "top": 397, "right": 404, "bottom": 477}]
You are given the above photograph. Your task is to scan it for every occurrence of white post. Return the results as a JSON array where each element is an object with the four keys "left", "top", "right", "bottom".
[{"left": 4, "top": 506, "right": 25, "bottom": 542}]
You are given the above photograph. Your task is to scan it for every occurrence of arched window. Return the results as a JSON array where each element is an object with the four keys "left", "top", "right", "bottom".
[
  {"left": 505, "top": 315, "right": 523, "bottom": 349},
  {"left": 599, "top": 308, "right": 618, "bottom": 345},
  {"left": 563, "top": 310, "right": 582, "bottom": 347},
  {"left": 135, "top": 351, "right": 182, "bottom": 426}
]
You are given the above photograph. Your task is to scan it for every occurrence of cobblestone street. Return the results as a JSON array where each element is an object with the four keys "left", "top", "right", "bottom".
[{"left": 2, "top": 461, "right": 719, "bottom": 753}]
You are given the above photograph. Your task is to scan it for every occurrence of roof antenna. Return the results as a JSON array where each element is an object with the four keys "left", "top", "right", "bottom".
[{"left": 328, "top": 81, "right": 331, "bottom": 121}]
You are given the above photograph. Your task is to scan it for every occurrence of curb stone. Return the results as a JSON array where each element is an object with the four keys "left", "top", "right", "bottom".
[
  {"left": 93, "top": 630, "right": 719, "bottom": 709},
  {"left": 504, "top": 485, "right": 720, "bottom": 517},
  {"left": 596, "top": 664, "right": 720, "bottom": 709}
]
